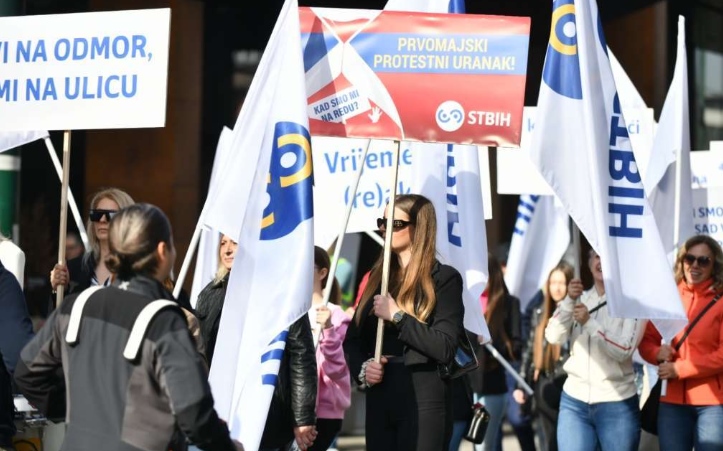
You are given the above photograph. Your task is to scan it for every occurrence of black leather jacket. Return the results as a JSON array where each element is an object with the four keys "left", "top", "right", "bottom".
[{"left": 260, "top": 315, "right": 317, "bottom": 448}]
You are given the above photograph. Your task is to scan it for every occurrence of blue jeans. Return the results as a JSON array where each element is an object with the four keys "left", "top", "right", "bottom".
[
  {"left": 557, "top": 391, "right": 639, "bottom": 451},
  {"left": 449, "top": 420, "right": 467, "bottom": 451},
  {"left": 474, "top": 393, "right": 507, "bottom": 451},
  {"left": 498, "top": 363, "right": 536, "bottom": 451},
  {"left": 658, "top": 402, "right": 723, "bottom": 451}
]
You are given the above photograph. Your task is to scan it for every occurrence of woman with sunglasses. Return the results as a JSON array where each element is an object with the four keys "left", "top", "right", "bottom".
[
  {"left": 50, "top": 187, "right": 134, "bottom": 296},
  {"left": 343, "top": 194, "right": 465, "bottom": 451},
  {"left": 638, "top": 235, "right": 723, "bottom": 451}
]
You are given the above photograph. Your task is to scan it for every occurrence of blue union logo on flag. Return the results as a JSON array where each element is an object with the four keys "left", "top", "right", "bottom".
[
  {"left": 261, "top": 121, "right": 314, "bottom": 240},
  {"left": 543, "top": 0, "right": 582, "bottom": 99}
]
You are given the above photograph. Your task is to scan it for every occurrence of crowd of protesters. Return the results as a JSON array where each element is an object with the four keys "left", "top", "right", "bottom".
[{"left": 1, "top": 188, "right": 723, "bottom": 451}]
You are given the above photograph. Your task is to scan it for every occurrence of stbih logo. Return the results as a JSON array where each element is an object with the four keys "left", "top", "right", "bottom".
[
  {"left": 261, "top": 122, "right": 314, "bottom": 240},
  {"left": 543, "top": 0, "right": 582, "bottom": 99},
  {"left": 436, "top": 101, "right": 465, "bottom": 132}
]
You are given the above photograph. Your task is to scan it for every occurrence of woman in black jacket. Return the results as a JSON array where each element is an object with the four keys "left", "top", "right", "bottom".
[
  {"left": 195, "top": 234, "right": 237, "bottom": 365},
  {"left": 16, "top": 204, "right": 241, "bottom": 451},
  {"left": 344, "top": 194, "right": 465, "bottom": 451},
  {"left": 259, "top": 316, "right": 317, "bottom": 451}
]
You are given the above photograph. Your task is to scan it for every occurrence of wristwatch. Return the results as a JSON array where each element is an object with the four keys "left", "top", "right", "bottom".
[{"left": 392, "top": 310, "right": 405, "bottom": 325}]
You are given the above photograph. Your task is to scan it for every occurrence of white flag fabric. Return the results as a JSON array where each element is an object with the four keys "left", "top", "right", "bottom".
[
  {"left": 206, "top": 1, "right": 314, "bottom": 448},
  {"left": 505, "top": 195, "right": 570, "bottom": 310},
  {"left": 529, "top": 0, "right": 686, "bottom": 340},
  {"left": 190, "top": 127, "right": 233, "bottom": 308},
  {"left": 384, "top": 0, "right": 490, "bottom": 339},
  {"left": 645, "top": 17, "right": 694, "bottom": 261},
  {"left": 0, "top": 130, "right": 47, "bottom": 153}
]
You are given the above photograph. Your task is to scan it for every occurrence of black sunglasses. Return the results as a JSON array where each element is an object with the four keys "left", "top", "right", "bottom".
[
  {"left": 377, "top": 217, "right": 413, "bottom": 231},
  {"left": 89, "top": 209, "right": 118, "bottom": 222},
  {"left": 683, "top": 254, "right": 712, "bottom": 267}
]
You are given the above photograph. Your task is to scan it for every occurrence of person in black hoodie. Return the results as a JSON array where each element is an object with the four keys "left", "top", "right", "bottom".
[
  {"left": 344, "top": 194, "right": 465, "bottom": 451},
  {"left": 15, "top": 204, "right": 242, "bottom": 451}
]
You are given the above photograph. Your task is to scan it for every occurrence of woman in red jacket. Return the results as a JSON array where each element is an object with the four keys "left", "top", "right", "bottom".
[{"left": 639, "top": 235, "right": 723, "bottom": 451}]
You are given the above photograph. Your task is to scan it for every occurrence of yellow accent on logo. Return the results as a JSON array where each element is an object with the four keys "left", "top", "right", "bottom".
[
  {"left": 262, "top": 212, "right": 275, "bottom": 228},
  {"left": 277, "top": 133, "right": 312, "bottom": 188},
  {"left": 549, "top": 4, "right": 576, "bottom": 56}
]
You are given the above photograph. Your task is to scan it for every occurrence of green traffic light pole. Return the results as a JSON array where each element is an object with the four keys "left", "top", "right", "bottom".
[{"left": 0, "top": 0, "right": 21, "bottom": 240}]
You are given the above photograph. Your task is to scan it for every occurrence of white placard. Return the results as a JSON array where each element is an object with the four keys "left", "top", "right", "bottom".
[
  {"left": 692, "top": 187, "right": 723, "bottom": 245},
  {"left": 691, "top": 148, "right": 723, "bottom": 189},
  {"left": 312, "top": 137, "right": 492, "bottom": 248},
  {"left": 497, "top": 106, "right": 655, "bottom": 195},
  {"left": 0, "top": 8, "right": 170, "bottom": 131}
]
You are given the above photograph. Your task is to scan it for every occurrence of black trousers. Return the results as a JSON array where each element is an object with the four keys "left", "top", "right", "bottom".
[
  {"left": 365, "top": 361, "right": 452, "bottom": 451},
  {"left": 308, "top": 418, "right": 342, "bottom": 451}
]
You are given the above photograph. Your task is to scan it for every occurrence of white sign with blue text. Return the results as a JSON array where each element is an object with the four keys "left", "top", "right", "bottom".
[
  {"left": 0, "top": 8, "right": 170, "bottom": 131},
  {"left": 312, "top": 137, "right": 492, "bottom": 248},
  {"left": 497, "top": 106, "right": 655, "bottom": 195}
]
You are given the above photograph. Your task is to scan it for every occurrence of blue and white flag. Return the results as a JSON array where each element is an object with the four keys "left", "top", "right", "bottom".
[
  {"left": 505, "top": 195, "right": 570, "bottom": 310},
  {"left": 385, "top": 0, "right": 490, "bottom": 340},
  {"left": 190, "top": 126, "right": 233, "bottom": 307},
  {"left": 0, "top": 130, "right": 46, "bottom": 153},
  {"left": 206, "top": 0, "right": 314, "bottom": 448},
  {"left": 529, "top": 0, "right": 685, "bottom": 339},
  {"left": 645, "top": 17, "right": 694, "bottom": 263}
]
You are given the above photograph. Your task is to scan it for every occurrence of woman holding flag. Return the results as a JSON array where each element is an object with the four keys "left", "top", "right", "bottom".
[
  {"left": 343, "top": 194, "right": 465, "bottom": 451},
  {"left": 638, "top": 235, "right": 723, "bottom": 451},
  {"left": 545, "top": 250, "right": 643, "bottom": 451},
  {"left": 307, "top": 246, "right": 351, "bottom": 451}
]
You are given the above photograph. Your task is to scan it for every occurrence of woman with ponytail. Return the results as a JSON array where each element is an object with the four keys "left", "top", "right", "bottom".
[{"left": 16, "top": 204, "right": 241, "bottom": 451}]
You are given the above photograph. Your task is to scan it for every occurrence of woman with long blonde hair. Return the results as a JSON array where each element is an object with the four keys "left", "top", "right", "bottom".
[
  {"left": 514, "top": 261, "right": 573, "bottom": 451},
  {"left": 195, "top": 234, "right": 238, "bottom": 365},
  {"left": 343, "top": 194, "right": 465, "bottom": 451}
]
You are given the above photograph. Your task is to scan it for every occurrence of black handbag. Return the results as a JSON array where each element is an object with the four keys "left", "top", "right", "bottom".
[
  {"left": 438, "top": 330, "right": 479, "bottom": 380},
  {"left": 640, "top": 292, "right": 722, "bottom": 435},
  {"left": 640, "top": 379, "right": 662, "bottom": 434},
  {"left": 464, "top": 402, "right": 491, "bottom": 444}
]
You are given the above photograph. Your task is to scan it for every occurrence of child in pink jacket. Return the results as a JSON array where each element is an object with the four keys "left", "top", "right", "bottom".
[{"left": 307, "top": 247, "right": 351, "bottom": 451}]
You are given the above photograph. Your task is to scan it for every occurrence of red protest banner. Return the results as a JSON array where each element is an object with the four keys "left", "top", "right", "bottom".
[{"left": 301, "top": 8, "right": 530, "bottom": 147}]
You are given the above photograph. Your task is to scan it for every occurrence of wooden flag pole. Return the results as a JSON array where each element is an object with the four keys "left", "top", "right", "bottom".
[
  {"left": 56, "top": 130, "right": 72, "bottom": 307},
  {"left": 43, "top": 136, "right": 89, "bottom": 249},
  {"left": 374, "top": 140, "right": 401, "bottom": 363}
]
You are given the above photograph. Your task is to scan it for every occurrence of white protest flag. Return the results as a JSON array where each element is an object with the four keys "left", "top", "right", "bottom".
[
  {"left": 529, "top": 0, "right": 686, "bottom": 340},
  {"left": 190, "top": 126, "right": 233, "bottom": 307},
  {"left": 384, "top": 0, "right": 490, "bottom": 339},
  {"left": 0, "top": 130, "right": 47, "bottom": 152},
  {"left": 505, "top": 195, "right": 570, "bottom": 310},
  {"left": 644, "top": 17, "right": 694, "bottom": 261},
  {"left": 206, "top": 0, "right": 314, "bottom": 448}
]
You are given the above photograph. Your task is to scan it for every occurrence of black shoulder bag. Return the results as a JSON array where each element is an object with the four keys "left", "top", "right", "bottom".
[{"left": 640, "top": 291, "right": 723, "bottom": 435}]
